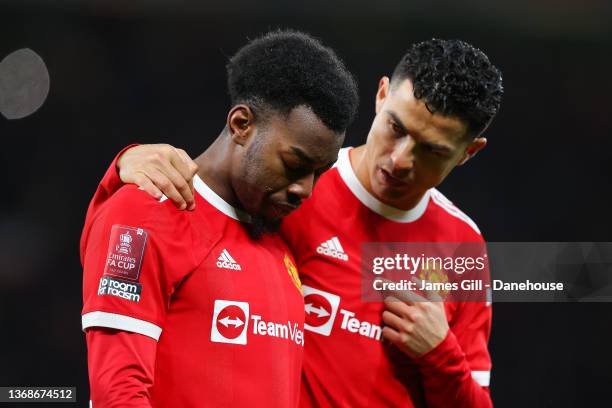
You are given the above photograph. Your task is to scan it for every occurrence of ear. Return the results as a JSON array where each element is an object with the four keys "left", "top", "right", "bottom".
[
  {"left": 457, "top": 137, "right": 487, "bottom": 166},
  {"left": 227, "top": 104, "right": 255, "bottom": 146},
  {"left": 375, "top": 76, "right": 390, "bottom": 114}
]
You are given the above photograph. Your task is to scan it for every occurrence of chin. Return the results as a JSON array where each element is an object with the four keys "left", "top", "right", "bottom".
[
  {"left": 261, "top": 209, "right": 284, "bottom": 225},
  {"left": 248, "top": 215, "right": 282, "bottom": 239},
  {"left": 372, "top": 180, "right": 410, "bottom": 203}
]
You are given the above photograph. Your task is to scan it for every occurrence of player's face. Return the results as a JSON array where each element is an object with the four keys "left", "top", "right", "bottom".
[
  {"left": 362, "top": 77, "right": 486, "bottom": 210},
  {"left": 236, "top": 105, "right": 343, "bottom": 224}
]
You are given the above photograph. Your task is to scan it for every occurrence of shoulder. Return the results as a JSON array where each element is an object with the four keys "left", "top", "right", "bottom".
[
  {"left": 83, "top": 184, "right": 198, "bottom": 254},
  {"left": 428, "top": 188, "right": 483, "bottom": 239},
  {"left": 95, "top": 185, "right": 187, "bottom": 226}
]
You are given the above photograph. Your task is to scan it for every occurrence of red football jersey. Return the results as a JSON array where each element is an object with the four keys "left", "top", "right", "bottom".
[
  {"left": 281, "top": 148, "right": 492, "bottom": 407},
  {"left": 81, "top": 174, "right": 305, "bottom": 407}
]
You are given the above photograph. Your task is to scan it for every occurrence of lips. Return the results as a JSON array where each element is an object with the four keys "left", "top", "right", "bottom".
[{"left": 378, "top": 167, "right": 408, "bottom": 188}]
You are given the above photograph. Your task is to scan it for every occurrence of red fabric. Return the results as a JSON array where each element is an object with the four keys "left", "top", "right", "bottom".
[
  {"left": 80, "top": 144, "right": 139, "bottom": 265},
  {"left": 280, "top": 147, "right": 493, "bottom": 407},
  {"left": 89, "top": 144, "right": 492, "bottom": 407},
  {"left": 86, "top": 328, "right": 156, "bottom": 407},
  {"left": 81, "top": 185, "right": 199, "bottom": 334},
  {"left": 414, "top": 330, "right": 492, "bottom": 407},
  {"left": 81, "top": 153, "right": 305, "bottom": 407}
]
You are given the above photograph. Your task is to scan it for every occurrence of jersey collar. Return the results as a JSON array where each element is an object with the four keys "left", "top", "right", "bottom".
[
  {"left": 335, "top": 147, "right": 430, "bottom": 223},
  {"left": 193, "top": 174, "right": 252, "bottom": 223}
]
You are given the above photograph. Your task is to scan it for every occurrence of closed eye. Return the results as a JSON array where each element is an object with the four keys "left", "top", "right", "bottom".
[
  {"left": 390, "top": 121, "right": 404, "bottom": 136},
  {"left": 283, "top": 159, "right": 312, "bottom": 180},
  {"left": 422, "top": 143, "right": 449, "bottom": 157}
]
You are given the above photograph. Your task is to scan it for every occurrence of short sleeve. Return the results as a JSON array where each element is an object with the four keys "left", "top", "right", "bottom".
[{"left": 81, "top": 185, "right": 198, "bottom": 341}]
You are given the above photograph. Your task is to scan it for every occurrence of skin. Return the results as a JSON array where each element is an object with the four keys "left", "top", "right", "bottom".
[
  {"left": 117, "top": 77, "right": 488, "bottom": 357},
  {"left": 118, "top": 144, "right": 199, "bottom": 210},
  {"left": 199, "top": 103, "right": 342, "bottom": 228},
  {"left": 382, "top": 277, "right": 448, "bottom": 358},
  {"left": 352, "top": 76, "right": 486, "bottom": 211},
  {"left": 119, "top": 104, "right": 341, "bottom": 226}
]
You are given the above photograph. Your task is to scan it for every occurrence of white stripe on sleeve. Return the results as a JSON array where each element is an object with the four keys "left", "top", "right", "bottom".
[
  {"left": 82, "top": 311, "right": 162, "bottom": 341},
  {"left": 471, "top": 370, "right": 491, "bottom": 386}
]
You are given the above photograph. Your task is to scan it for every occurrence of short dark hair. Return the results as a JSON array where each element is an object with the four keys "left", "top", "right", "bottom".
[
  {"left": 391, "top": 39, "right": 503, "bottom": 136},
  {"left": 226, "top": 30, "right": 359, "bottom": 133}
]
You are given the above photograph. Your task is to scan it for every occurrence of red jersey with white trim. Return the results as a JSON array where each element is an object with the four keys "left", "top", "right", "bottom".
[
  {"left": 280, "top": 147, "right": 492, "bottom": 407},
  {"left": 81, "top": 173, "right": 305, "bottom": 407}
]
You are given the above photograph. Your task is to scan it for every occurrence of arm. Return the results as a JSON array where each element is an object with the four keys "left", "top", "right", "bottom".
[
  {"left": 413, "top": 308, "right": 492, "bottom": 408},
  {"left": 382, "top": 287, "right": 493, "bottom": 407},
  {"left": 81, "top": 185, "right": 198, "bottom": 406},
  {"left": 87, "top": 328, "right": 157, "bottom": 408}
]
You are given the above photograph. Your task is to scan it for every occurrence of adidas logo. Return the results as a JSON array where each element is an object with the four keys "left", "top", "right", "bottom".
[
  {"left": 216, "top": 249, "right": 242, "bottom": 270},
  {"left": 316, "top": 237, "right": 348, "bottom": 261}
]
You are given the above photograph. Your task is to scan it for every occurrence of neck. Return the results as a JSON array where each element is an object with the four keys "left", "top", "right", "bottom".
[
  {"left": 194, "top": 130, "right": 240, "bottom": 208},
  {"left": 350, "top": 144, "right": 424, "bottom": 211}
]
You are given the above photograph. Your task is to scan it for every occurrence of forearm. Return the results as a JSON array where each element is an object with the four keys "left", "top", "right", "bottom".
[
  {"left": 415, "top": 330, "right": 492, "bottom": 408},
  {"left": 86, "top": 328, "right": 157, "bottom": 408}
]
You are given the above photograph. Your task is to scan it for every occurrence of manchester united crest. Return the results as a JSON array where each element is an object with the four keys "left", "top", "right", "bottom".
[
  {"left": 284, "top": 254, "right": 302, "bottom": 294},
  {"left": 418, "top": 265, "right": 451, "bottom": 299}
]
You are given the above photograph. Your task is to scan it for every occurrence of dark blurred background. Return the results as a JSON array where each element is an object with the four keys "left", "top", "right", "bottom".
[{"left": 1, "top": 1, "right": 611, "bottom": 407}]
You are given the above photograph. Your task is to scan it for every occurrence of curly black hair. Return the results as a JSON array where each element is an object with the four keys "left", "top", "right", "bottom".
[
  {"left": 226, "top": 30, "right": 359, "bottom": 133},
  {"left": 391, "top": 39, "right": 503, "bottom": 136}
]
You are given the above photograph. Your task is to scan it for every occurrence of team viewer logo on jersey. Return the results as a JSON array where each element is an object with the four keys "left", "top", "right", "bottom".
[
  {"left": 216, "top": 249, "right": 242, "bottom": 270},
  {"left": 104, "top": 225, "right": 147, "bottom": 281},
  {"left": 303, "top": 285, "right": 340, "bottom": 336},
  {"left": 211, "top": 300, "right": 250, "bottom": 344},
  {"left": 210, "top": 300, "right": 305, "bottom": 346},
  {"left": 316, "top": 236, "right": 349, "bottom": 261}
]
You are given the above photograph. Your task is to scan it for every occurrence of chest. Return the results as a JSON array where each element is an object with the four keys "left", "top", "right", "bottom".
[{"left": 173, "top": 230, "right": 304, "bottom": 328}]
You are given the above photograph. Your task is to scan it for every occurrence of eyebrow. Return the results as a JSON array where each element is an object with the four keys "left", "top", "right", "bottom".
[{"left": 386, "top": 111, "right": 452, "bottom": 152}]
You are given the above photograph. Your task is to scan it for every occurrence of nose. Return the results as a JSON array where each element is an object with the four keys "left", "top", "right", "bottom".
[
  {"left": 287, "top": 172, "right": 315, "bottom": 201},
  {"left": 390, "top": 136, "right": 415, "bottom": 175}
]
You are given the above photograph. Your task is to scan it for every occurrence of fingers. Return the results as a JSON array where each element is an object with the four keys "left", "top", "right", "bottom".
[
  {"left": 143, "top": 168, "right": 187, "bottom": 210},
  {"left": 382, "top": 310, "right": 411, "bottom": 333},
  {"left": 383, "top": 297, "right": 420, "bottom": 324},
  {"left": 381, "top": 326, "right": 404, "bottom": 346},
  {"left": 174, "top": 148, "right": 198, "bottom": 177},
  {"left": 116, "top": 143, "right": 197, "bottom": 210},
  {"left": 170, "top": 148, "right": 197, "bottom": 210},
  {"left": 132, "top": 172, "right": 163, "bottom": 200},
  {"left": 410, "top": 276, "right": 444, "bottom": 302},
  {"left": 157, "top": 159, "right": 195, "bottom": 210},
  {"left": 383, "top": 285, "right": 426, "bottom": 304},
  {"left": 143, "top": 147, "right": 195, "bottom": 210}
]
